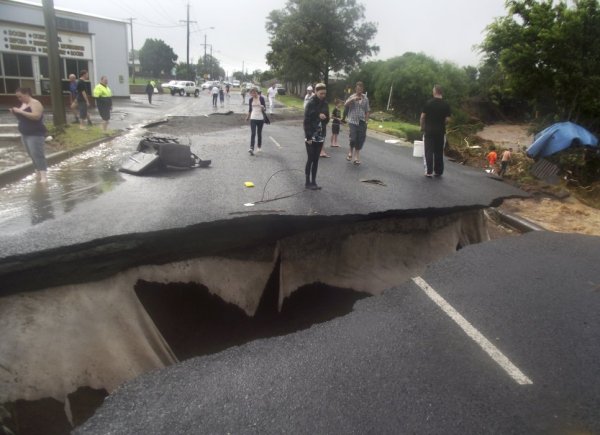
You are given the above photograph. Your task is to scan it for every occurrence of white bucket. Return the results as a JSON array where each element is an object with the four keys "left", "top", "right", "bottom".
[{"left": 413, "top": 140, "right": 424, "bottom": 157}]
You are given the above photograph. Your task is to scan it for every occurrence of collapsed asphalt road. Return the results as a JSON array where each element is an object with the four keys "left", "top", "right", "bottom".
[
  {"left": 5, "top": 92, "right": 598, "bottom": 434},
  {"left": 75, "top": 231, "right": 600, "bottom": 434}
]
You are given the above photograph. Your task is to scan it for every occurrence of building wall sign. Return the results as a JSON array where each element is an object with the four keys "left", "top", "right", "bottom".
[{"left": 0, "top": 23, "right": 91, "bottom": 59}]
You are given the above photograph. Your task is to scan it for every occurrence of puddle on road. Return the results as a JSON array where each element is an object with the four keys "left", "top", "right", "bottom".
[{"left": 0, "top": 136, "right": 136, "bottom": 231}]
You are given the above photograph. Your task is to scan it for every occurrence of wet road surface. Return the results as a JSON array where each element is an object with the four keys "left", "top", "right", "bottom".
[{"left": 0, "top": 91, "right": 249, "bottom": 232}]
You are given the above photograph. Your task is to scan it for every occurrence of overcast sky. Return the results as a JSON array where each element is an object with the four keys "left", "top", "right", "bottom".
[{"left": 41, "top": 0, "right": 509, "bottom": 76}]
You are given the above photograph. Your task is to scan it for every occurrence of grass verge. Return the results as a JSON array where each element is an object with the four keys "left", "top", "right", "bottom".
[
  {"left": 278, "top": 98, "right": 421, "bottom": 141},
  {"left": 47, "top": 123, "right": 114, "bottom": 150}
]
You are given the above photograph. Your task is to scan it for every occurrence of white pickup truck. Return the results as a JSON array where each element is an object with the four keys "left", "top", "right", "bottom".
[{"left": 170, "top": 81, "right": 201, "bottom": 97}]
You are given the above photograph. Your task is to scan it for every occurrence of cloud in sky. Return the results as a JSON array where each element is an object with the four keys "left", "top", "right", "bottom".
[{"left": 44, "top": 0, "right": 508, "bottom": 74}]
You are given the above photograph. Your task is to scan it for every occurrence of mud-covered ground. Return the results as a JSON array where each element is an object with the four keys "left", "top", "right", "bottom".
[{"left": 478, "top": 124, "right": 600, "bottom": 236}]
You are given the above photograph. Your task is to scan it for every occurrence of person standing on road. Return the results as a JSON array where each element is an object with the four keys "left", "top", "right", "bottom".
[
  {"left": 219, "top": 86, "right": 225, "bottom": 108},
  {"left": 303, "top": 83, "right": 330, "bottom": 190},
  {"left": 211, "top": 85, "right": 219, "bottom": 108},
  {"left": 145, "top": 81, "right": 154, "bottom": 104},
  {"left": 76, "top": 70, "right": 92, "bottom": 129},
  {"left": 344, "top": 81, "right": 370, "bottom": 165},
  {"left": 241, "top": 86, "right": 247, "bottom": 104},
  {"left": 9, "top": 88, "right": 48, "bottom": 183},
  {"left": 267, "top": 84, "right": 277, "bottom": 114},
  {"left": 420, "top": 84, "right": 451, "bottom": 177},
  {"left": 245, "top": 87, "right": 266, "bottom": 156},
  {"left": 330, "top": 99, "right": 342, "bottom": 148},
  {"left": 68, "top": 74, "right": 79, "bottom": 123},
  {"left": 93, "top": 76, "right": 113, "bottom": 132},
  {"left": 303, "top": 85, "right": 313, "bottom": 109}
]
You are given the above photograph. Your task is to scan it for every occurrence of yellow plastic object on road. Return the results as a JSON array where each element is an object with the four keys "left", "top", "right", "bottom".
[{"left": 244, "top": 181, "right": 255, "bottom": 188}]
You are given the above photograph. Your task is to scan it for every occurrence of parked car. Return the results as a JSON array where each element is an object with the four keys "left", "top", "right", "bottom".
[
  {"left": 201, "top": 81, "right": 215, "bottom": 90},
  {"left": 244, "top": 82, "right": 261, "bottom": 92},
  {"left": 161, "top": 80, "right": 178, "bottom": 90},
  {"left": 232, "top": 80, "right": 240, "bottom": 88},
  {"left": 171, "top": 81, "right": 200, "bottom": 97},
  {"left": 276, "top": 84, "right": 286, "bottom": 95}
]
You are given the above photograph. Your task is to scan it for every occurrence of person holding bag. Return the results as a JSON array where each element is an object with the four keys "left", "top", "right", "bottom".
[{"left": 245, "top": 87, "right": 266, "bottom": 155}]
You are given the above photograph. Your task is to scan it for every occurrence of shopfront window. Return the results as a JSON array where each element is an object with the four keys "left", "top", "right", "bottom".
[
  {"left": 1, "top": 53, "right": 34, "bottom": 93},
  {"left": 2, "top": 53, "right": 33, "bottom": 77},
  {"left": 65, "top": 59, "right": 88, "bottom": 78},
  {"left": 38, "top": 57, "right": 66, "bottom": 79}
]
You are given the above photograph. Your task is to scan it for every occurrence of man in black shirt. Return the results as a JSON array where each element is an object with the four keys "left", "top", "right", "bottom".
[
  {"left": 76, "top": 70, "right": 92, "bottom": 129},
  {"left": 420, "top": 84, "right": 451, "bottom": 177}
]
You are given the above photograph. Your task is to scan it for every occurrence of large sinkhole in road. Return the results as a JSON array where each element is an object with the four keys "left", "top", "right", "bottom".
[
  {"left": 135, "top": 279, "right": 369, "bottom": 361},
  {"left": 0, "top": 208, "right": 497, "bottom": 434}
]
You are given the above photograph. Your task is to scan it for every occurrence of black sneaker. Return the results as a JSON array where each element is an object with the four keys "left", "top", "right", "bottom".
[
  {"left": 248, "top": 148, "right": 254, "bottom": 156},
  {"left": 308, "top": 183, "right": 322, "bottom": 190}
]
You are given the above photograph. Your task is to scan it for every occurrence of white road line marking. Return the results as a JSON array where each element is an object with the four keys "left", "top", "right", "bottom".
[
  {"left": 412, "top": 276, "right": 533, "bottom": 385},
  {"left": 269, "top": 136, "right": 282, "bottom": 148}
]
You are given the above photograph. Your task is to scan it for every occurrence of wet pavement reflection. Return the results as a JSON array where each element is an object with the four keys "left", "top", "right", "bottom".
[
  {"left": 0, "top": 134, "right": 136, "bottom": 231},
  {"left": 0, "top": 92, "right": 251, "bottom": 233}
]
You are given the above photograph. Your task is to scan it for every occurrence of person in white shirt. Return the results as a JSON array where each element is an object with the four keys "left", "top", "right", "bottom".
[
  {"left": 211, "top": 85, "right": 219, "bottom": 108},
  {"left": 303, "top": 85, "right": 313, "bottom": 109},
  {"left": 267, "top": 84, "right": 277, "bottom": 114}
]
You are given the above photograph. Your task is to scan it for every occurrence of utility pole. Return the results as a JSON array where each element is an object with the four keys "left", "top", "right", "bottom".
[
  {"left": 128, "top": 18, "right": 136, "bottom": 83},
  {"left": 180, "top": 3, "right": 196, "bottom": 81},
  {"left": 42, "top": 0, "right": 65, "bottom": 127}
]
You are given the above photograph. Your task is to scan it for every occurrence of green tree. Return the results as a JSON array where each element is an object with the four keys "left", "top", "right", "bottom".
[
  {"left": 351, "top": 53, "right": 470, "bottom": 122},
  {"left": 266, "top": 0, "right": 378, "bottom": 86},
  {"left": 197, "top": 54, "right": 225, "bottom": 80},
  {"left": 138, "top": 39, "right": 177, "bottom": 77},
  {"left": 175, "top": 62, "right": 196, "bottom": 80},
  {"left": 480, "top": 0, "right": 600, "bottom": 128}
]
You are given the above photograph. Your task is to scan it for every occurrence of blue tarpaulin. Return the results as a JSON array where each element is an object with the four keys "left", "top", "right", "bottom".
[{"left": 526, "top": 122, "right": 598, "bottom": 159}]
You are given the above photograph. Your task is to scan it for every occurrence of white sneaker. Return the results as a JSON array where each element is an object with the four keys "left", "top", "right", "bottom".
[{"left": 255, "top": 147, "right": 262, "bottom": 154}]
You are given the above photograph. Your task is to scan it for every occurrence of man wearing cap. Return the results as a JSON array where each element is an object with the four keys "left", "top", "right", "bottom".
[{"left": 303, "top": 85, "right": 314, "bottom": 109}]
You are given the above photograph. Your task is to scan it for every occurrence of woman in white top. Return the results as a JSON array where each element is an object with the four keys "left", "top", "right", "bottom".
[
  {"left": 245, "top": 88, "right": 266, "bottom": 155},
  {"left": 303, "top": 85, "right": 314, "bottom": 109}
]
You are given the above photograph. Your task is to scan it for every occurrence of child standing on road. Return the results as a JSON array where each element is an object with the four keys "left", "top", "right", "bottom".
[
  {"left": 486, "top": 146, "right": 498, "bottom": 174},
  {"left": 498, "top": 147, "right": 513, "bottom": 177},
  {"left": 330, "top": 99, "right": 342, "bottom": 148}
]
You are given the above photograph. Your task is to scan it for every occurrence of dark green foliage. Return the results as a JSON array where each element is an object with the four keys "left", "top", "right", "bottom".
[
  {"left": 138, "top": 39, "right": 178, "bottom": 78},
  {"left": 479, "top": 0, "right": 600, "bottom": 130},
  {"left": 349, "top": 53, "right": 473, "bottom": 123}
]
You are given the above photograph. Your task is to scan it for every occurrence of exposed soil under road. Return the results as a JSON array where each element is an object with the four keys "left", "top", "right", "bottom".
[{"left": 476, "top": 124, "right": 600, "bottom": 236}]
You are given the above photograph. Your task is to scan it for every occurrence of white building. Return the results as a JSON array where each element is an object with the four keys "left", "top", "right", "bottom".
[{"left": 0, "top": 0, "right": 129, "bottom": 100}]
